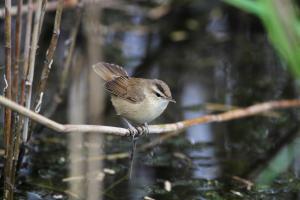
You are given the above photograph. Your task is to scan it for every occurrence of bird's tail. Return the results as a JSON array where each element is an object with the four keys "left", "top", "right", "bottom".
[{"left": 92, "top": 62, "right": 129, "bottom": 82}]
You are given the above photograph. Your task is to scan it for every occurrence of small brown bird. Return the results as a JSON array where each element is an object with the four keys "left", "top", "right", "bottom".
[
  {"left": 92, "top": 62, "right": 175, "bottom": 129},
  {"left": 92, "top": 62, "right": 175, "bottom": 178}
]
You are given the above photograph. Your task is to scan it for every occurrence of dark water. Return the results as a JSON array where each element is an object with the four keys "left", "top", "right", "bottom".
[{"left": 1, "top": 0, "right": 300, "bottom": 199}]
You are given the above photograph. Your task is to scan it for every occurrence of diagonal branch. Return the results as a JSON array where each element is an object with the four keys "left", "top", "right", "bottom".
[{"left": 0, "top": 95, "right": 300, "bottom": 136}]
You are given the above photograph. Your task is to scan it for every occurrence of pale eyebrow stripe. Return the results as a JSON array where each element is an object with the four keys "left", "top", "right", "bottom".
[
  {"left": 156, "top": 83, "right": 165, "bottom": 95},
  {"left": 152, "top": 87, "right": 166, "bottom": 97}
]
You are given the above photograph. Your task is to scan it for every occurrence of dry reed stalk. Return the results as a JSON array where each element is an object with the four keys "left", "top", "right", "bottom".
[
  {"left": 11, "top": 0, "right": 23, "bottom": 162},
  {"left": 45, "top": 5, "right": 82, "bottom": 117},
  {"left": 18, "top": 0, "right": 33, "bottom": 138},
  {"left": 10, "top": 0, "right": 24, "bottom": 193},
  {"left": 34, "top": 0, "right": 64, "bottom": 114},
  {"left": 14, "top": 2, "right": 33, "bottom": 187},
  {"left": 22, "top": 0, "right": 44, "bottom": 142},
  {"left": 21, "top": 0, "right": 33, "bottom": 83},
  {"left": 4, "top": 0, "right": 14, "bottom": 199},
  {"left": 27, "top": 0, "right": 64, "bottom": 141},
  {"left": 38, "top": 0, "right": 48, "bottom": 37},
  {"left": 4, "top": 0, "right": 12, "bottom": 154},
  {"left": 12, "top": 0, "right": 23, "bottom": 102}
]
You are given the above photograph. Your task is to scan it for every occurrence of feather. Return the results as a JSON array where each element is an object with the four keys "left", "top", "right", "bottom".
[
  {"left": 105, "top": 77, "right": 145, "bottom": 103},
  {"left": 105, "top": 76, "right": 128, "bottom": 97},
  {"left": 92, "top": 62, "right": 128, "bottom": 82}
]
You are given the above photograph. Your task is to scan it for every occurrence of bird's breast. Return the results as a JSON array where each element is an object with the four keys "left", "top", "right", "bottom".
[{"left": 111, "top": 96, "right": 169, "bottom": 124}]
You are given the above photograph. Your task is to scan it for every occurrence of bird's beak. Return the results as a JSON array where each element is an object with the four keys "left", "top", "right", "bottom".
[{"left": 168, "top": 98, "right": 176, "bottom": 103}]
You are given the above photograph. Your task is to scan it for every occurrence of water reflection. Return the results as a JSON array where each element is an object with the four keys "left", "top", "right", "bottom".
[{"left": 182, "top": 81, "right": 220, "bottom": 180}]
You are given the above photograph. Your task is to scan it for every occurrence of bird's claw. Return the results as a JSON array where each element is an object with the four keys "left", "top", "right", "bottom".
[
  {"left": 141, "top": 124, "right": 149, "bottom": 136},
  {"left": 128, "top": 127, "right": 139, "bottom": 138},
  {"left": 127, "top": 124, "right": 149, "bottom": 138}
]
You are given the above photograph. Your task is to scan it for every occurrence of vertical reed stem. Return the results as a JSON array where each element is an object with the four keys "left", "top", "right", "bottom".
[
  {"left": 4, "top": 0, "right": 12, "bottom": 154},
  {"left": 22, "top": 0, "right": 44, "bottom": 142},
  {"left": 34, "top": 0, "right": 64, "bottom": 114},
  {"left": 45, "top": 5, "right": 82, "bottom": 117},
  {"left": 10, "top": 0, "right": 24, "bottom": 192},
  {"left": 19, "top": 0, "right": 33, "bottom": 113},
  {"left": 4, "top": 0, "right": 12, "bottom": 199},
  {"left": 12, "top": 0, "right": 23, "bottom": 102}
]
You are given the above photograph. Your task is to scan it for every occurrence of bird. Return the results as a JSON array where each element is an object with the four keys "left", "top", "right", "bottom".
[{"left": 92, "top": 62, "right": 175, "bottom": 178}]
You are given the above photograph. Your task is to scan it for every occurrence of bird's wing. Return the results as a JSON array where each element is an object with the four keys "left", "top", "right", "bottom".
[{"left": 105, "top": 77, "right": 145, "bottom": 103}]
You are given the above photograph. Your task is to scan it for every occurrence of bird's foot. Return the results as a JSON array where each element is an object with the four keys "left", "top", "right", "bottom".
[
  {"left": 123, "top": 118, "right": 149, "bottom": 137},
  {"left": 127, "top": 125, "right": 149, "bottom": 138},
  {"left": 128, "top": 126, "right": 140, "bottom": 139},
  {"left": 141, "top": 123, "right": 149, "bottom": 136},
  {"left": 123, "top": 118, "right": 139, "bottom": 138},
  {"left": 128, "top": 126, "right": 147, "bottom": 137}
]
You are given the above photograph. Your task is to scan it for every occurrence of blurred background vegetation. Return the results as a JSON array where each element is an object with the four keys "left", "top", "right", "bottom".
[{"left": 0, "top": 0, "right": 300, "bottom": 199}]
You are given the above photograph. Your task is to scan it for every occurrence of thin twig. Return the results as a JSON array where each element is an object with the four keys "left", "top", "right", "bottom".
[
  {"left": 0, "top": 95, "right": 300, "bottom": 136},
  {"left": 34, "top": 0, "right": 64, "bottom": 113},
  {"left": 232, "top": 176, "right": 254, "bottom": 190},
  {"left": 45, "top": 5, "right": 82, "bottom": 117},
  {"left": 38, "top": 0, "right": 48, "bottom": 37},
  {"left": 18, "top": 0, "right": 33, "bottom": 137},
  {"left": 21, "top": 0, "right": 33, "bottom": 83},
  {"left": 28, "top": 0, "right": 63, "bottom": 141},
  {"left": 22, "top": 0, "right": 44, "bottom": 142}
]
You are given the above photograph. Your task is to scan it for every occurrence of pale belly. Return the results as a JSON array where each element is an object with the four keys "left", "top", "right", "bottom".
[{"left": 111, "top": 96, "right": 169, "bottom": 124}]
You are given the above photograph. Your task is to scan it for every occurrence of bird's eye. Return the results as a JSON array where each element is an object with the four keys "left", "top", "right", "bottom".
[{"left": 155, "top": 92, "right": 162, "bottom": 97}]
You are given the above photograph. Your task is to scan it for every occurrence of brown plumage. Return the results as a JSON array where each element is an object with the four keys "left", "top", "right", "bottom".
[
  {"left": 92, "top": 62, "right": 128, "bottom": 82},
  {"left": 92, "top": 62, "right": 175, "bottom": 123},
  {"left": 105, "top": 77, "right": 146, "bottom": 103},
  {"left": 93, "top": 62, "right": 146, "bottom": 103}
]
